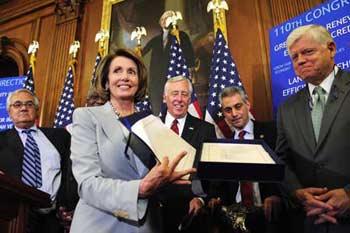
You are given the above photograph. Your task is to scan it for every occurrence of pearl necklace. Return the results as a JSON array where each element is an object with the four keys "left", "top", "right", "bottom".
[
  {"left": 109, "top": 102, "right": 121, "bottom": 117},
  {"left": 109, "top": 101, "right": 135, "bottom": 117}
]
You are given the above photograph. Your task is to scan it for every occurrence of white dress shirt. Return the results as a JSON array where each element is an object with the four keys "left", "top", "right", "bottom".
[
  {"left": 164, "top": 112, "right": 187, "bottom": 136},
  {"left": 308, "top": 65, "right": 338, "bottom": 104},
  {"left": 16, "top": 126, "right": 61, "bottom": 201}
]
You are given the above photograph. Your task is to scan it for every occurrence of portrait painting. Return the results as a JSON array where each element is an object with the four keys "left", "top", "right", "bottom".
[{"left": 103, "top": 0, "right": 215, "bottom": 114}]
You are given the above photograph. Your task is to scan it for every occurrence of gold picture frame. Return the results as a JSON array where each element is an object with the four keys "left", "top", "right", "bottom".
[{"left": 100, "top": 0, "right": 228, "bottom": 112}]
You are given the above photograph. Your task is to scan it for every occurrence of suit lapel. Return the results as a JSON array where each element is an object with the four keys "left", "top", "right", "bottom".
[
  {"left": 8, "top": 128, "right": 24, "bottom": 175},
  {"left": 293, "top": 88, "right": 317, "bottom": 152},
  {"left": 8, "top": 128, "right": 24, "bottom": 159},
  {"left": 181, "top": 114, "right": 197, "bottom": 144},
  {"left": 162, "top": 112, "right": 197, "bottom": 143},
  {"left": 317, "top": 70, "right": 350, "bottom": 151},
  {"left": 99, "top": 103, "right": 139, "bottom": 173},
  {"left": 253, "top": 122, "right": 264, "bottom": 140},
  {"left": 41, "top": 128, "right": 62, "bottom": 154}
]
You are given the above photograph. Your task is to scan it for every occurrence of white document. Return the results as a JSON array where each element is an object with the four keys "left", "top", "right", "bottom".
[
  {"left": 131, "top": 115, "right": 196, "bottom": 179},
  {"left": 200, "top": 143, "right": 275, "bottom": 164}
]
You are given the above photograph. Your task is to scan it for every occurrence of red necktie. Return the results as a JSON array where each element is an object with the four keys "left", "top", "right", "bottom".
[
  {"left": 171, "top": 119, "right": 179, "bottom": 135},
  {"left": 238, "top": 130, "right": 246, "bottom": 140},
  {"left": 238, "top": 130, "right": 254, "bottom": 207}
]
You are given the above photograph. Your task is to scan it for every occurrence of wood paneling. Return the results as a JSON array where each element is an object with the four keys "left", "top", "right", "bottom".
[
  {"left": 269, "top": 0, "right": 323, "bottom": 25},
  {"left": 0, "top": 0, "right": 325, "bottom": 125},
  {"left": 225, "top": 0, "right": 275, "bottom": 120},
  {"left": 40, "top": 20, "right": 78, "bottom": 126},
  {"left": 74, "top": 0, "right": 103, "bottom": 108}
]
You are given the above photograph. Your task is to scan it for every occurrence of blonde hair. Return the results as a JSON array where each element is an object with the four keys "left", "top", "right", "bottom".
[{"left": 286, "top": 24, "right": 334, "bottom": 55}]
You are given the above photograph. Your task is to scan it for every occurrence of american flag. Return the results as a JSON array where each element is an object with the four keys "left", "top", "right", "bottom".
[
  {"left": 205, "top": 29, "right": 244, "bottom": 138},
  {"left": 165, "top": 35, "right": 202, "bottom": 118},
  {"left": 90, "top": 51, "right": 102, "bottom": 86},
  {"left": 135, "top": 94, "right": 152, "bottom": 112},
  {"left": 53, "top": 64, "right": 75, "bottom": 129},
  {"left": 23, "top": 65, "right": 35, "bottom": 93}
]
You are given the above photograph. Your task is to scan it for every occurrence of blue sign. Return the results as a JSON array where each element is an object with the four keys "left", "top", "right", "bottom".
[
  {"left": 0, "top": 76, "right": 25, "bottom": 131},
  {"left": 269, "top": 0, "right": 350, "bottom": 115}
]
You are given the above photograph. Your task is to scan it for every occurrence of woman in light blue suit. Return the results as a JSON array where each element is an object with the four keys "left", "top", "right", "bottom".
[{"left": 70, "top": 48, "right": 195, "bottom": 233}]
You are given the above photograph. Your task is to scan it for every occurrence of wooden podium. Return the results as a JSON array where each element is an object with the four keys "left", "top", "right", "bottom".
[{"left": 0, "top": 174, "right": 50, "bottom": 233}]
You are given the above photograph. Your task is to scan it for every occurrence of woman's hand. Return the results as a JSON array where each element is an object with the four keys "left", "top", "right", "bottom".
[{"left": 138, "top": 151, "right": 196, "bottom": 197}]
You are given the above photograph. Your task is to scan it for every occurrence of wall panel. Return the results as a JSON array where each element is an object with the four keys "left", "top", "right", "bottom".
[{"left": 0, "top": 0, "right": 326, "bottom": 126}]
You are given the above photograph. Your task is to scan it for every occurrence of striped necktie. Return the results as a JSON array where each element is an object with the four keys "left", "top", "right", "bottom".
[
  {"left": 311, "top": 86, "right": 326, "bottom": 142},
  {"left": 21, "top": 129, "right": 42, "bottom": 188}
]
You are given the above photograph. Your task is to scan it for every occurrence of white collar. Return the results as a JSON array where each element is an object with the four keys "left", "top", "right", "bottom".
[
  {"left": 15, "top": 125, "right": 38, "bottom": 134},
  {"left": 308, "top": 66, "right": 338, "bottom": 97},
  {"left": 233, "top": 119, "right": 254, "bottom": 136},
  {"left": 165, "top": 112, "right": 187, "bottom": 126}
]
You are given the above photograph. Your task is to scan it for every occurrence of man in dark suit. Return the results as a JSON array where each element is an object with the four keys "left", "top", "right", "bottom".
[
  {"left": 276, "top": 24, "right": 350, "bottom": 233},
  {"left": 0, "top": 88, "right": 78, "bottom": 233},
  {"left": 143, "top": 10, "right": 195, "bottom": 115},
  {"left": 160, "top": 75, "right": 216, "bottom": 233},
  {"left": 208, "top": 86, "right": 283, "bottom": 233}
]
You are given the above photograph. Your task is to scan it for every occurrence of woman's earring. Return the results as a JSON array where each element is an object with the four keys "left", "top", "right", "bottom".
[{"left": 105, "top": 83, "right": 109, "bottom": 90}]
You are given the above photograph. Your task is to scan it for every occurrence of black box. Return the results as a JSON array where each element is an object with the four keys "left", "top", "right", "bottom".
[{"left": 197, "top": 139, "right": 284, "bottom": 182}]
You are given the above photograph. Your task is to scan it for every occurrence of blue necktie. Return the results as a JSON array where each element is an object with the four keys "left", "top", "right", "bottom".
[{"left": 21, "top": 129, "right": 42, "bottom": 188}]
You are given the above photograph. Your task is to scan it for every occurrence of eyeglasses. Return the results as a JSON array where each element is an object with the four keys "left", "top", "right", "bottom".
[{"left": 10, "top": 101, "right": 36, "bottom": 109}]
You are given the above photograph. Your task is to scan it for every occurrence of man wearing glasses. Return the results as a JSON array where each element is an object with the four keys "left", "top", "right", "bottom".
[{"left": 0, "top": 88, "right": 77, "bottom": 233}]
